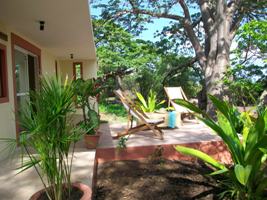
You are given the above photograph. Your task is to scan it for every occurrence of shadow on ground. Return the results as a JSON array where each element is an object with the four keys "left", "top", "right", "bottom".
[{"left": 94, "top": 159, "right": 221, "bottom": 200}]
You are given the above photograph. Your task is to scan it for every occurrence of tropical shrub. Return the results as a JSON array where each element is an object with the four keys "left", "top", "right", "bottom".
[
  {"left": 175, "top": 95, "right": 267, "bottom": 199},
  {"left": 1, "top": 77, "right": 83, "bottom": 200},
  {"left": 73, "top": 78, "right": 102, "bottom": 135},
  {"left": 135, "top": 90, "right": 165, "bottom": 113}
]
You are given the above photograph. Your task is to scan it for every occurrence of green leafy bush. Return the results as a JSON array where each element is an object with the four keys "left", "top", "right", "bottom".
[
  {"left": 1, "top": 77, "right": 82, "bottom": 200},
  {"left": 135, "top": 90, "right": 165, "bottom": 113},
  {"left": 175, "top": 95, "right": 267, "bottom": 199},
  {"left": 73, "top": 78, "right": 102, "bottom": 135}
]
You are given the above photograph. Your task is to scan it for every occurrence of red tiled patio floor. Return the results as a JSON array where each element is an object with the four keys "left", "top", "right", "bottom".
[{"left": 96, "top": 121, "right": 232, "bottom": 164}]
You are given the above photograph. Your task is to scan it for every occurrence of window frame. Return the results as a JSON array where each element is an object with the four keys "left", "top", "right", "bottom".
[
  {"left": 73, "top": 62, "right": 83, "bottom": 80},
  {"left": 0, "top": 43, "right": 8, "bottom": 103}
]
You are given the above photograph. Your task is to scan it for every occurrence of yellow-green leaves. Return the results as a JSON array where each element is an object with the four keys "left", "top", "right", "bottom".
[
  {"left": 175, "top": 145, "right": 226, "bottom": 170},
  {"left": 135, "top": 90, "right": 165, "bottom": 113},
  {"left": 234, "top": 164, "right": 252, "bottom": 186},
  {"left": 175, "top": 96, "right": 267, "bottom": 199}
]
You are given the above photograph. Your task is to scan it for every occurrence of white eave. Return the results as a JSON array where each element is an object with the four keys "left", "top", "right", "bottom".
[{"left": 0, "top": 0, "right": 96, "bottom": 60}]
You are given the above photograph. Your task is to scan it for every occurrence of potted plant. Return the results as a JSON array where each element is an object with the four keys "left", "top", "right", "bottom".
[
  {"left": 73, "top": 78, "right": 102, "bottom": 149},
  {"left": 1, "top": 77, "right": 91, "bottom": 200}
]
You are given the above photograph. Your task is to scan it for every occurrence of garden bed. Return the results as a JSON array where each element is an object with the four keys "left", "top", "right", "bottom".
[{"left": 94, "top": 159, "right": 221, "bottom": 200}]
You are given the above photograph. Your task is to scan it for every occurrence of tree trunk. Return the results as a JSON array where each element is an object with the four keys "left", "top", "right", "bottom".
[
  {"left": 115, "top": 75, "right": 123, "bottom": 89},
  {"left": 204, "top": 55, "right": 229, "bottom": 117},
  {"left": 200, "top": 0, "right": 232, "bottom": 117},
  {"left": 198, "top": 81, "right": 207, "bottom": 111}
]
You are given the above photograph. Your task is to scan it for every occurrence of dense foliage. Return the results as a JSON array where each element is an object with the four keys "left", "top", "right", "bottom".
[
  {"left": 91, "top": 1, "right": 267, "bottom": 115},
  {"left": 175, "top": 97, "right": 267, "bottom": 199},
  {"left": 92, "top": 0, "right": 267, "bottom": 114},
  {"left": 224, "top": 20, "right": 267, "bottom": 106},
  {"left": 93, "top": 19, "right": 201, "bottom": 106}
]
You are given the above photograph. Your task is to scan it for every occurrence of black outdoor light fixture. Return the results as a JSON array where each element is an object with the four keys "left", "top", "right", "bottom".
[
  {"left": 70, "top": 53, "right": 74, "bottom": 59},
  {"left": 39, "top": 21, "right": 45, "bottom": 31}
]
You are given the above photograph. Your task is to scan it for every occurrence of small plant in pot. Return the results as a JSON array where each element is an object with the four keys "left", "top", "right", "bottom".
[
  {"left": 73, "top": 78, "right": 102, "bottom": 149},
  {"left": 1, "top": 77, "right": 91, "bottom": 200}
]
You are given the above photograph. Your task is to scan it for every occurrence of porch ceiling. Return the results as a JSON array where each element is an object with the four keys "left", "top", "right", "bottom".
[{"left": 0, "top": 0, "right": 96, "bottom": 60}]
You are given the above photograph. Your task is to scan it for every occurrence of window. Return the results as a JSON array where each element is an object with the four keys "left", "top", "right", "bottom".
[
  {"left": 73, "top": 62, "right": 83, "bottom": 80},
  {"left": 0, "top": 43, "right": 8, "bottom": 103}
]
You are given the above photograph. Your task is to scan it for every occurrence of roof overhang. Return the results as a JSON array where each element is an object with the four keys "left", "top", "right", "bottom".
[{"left": 0, "top": 0, "right": 96, "bottom": 60}]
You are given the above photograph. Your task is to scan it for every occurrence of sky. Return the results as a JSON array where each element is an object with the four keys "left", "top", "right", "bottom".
[
  {"left": 90, "top": 2, "right": 178, "bottom": 42},
  {"left": 89, "top": 1, "right": 265, "bottom": 69}
]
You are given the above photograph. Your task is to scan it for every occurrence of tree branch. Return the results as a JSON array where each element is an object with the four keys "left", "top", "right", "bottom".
[
  {"left": 163, "top": 57, "right": 197, "bottom": 84},
  {"left": 198, "top": 0, "right": 214, "bottom": 36},
  {"left": 178, "top": 0, "right": 207, "bottom": 69},
  {"left": 192, "top": 17, "right": 202, "bottom": 28},
  {"left": 178, "top": 0, "right": 191, "bottom": 21},
  {"left": 126, "top": 0, "right": 185, "bottom": 21},
  {"left": 130, "top": 9, "right": 184, "bottom": 21},
  {"left": 100, "top": 68, "right": 134, "bottom": 83},
  {"left": 230, "top": 15, "right": 243, "bottom": 39}
]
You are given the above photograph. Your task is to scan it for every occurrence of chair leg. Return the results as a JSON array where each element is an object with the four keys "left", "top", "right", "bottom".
[
  {"left": 155, "top": 126, "right": 164, "bottom": 140},
  {"left": 116, "top": 124, "right": 147, "bottom": 138},
  {"left": 115, "top": 123, "right": 164, "bottom": 140}
]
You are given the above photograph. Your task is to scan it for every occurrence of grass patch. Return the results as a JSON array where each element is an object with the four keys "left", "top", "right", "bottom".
[
  {"left": 99, "top": 103, "right": 127, "bottom": 117},
  {"left": 99, "top": 103, "right": 128, "bottom": 123}
]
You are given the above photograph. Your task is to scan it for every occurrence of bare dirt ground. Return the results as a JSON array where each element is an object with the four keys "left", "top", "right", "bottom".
[{"left": 94, "top": 159, "right": 220, "bottom": 200}]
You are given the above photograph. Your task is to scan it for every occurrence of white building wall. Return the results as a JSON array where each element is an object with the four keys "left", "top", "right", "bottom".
[
  {"left": 0, "top": 21, "right": 97, "bottom": 160},
  {"left": 58, "top": 59, "right": 97, "bottom": 80},
  {"left": 0, "top": 22, "right": 16, "bottom": 159}
]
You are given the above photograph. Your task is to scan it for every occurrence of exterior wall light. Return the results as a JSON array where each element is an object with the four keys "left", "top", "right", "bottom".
[{"left": 39, "top": 21, "right": 45, "bottom": 31}]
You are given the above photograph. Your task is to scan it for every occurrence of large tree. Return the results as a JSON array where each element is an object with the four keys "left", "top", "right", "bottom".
[
  {"left": 92, "top": 0, "right": 266, "bottom": 114},
  {"left": 93, "top": 19, "right": 200, "bottom": 101}
]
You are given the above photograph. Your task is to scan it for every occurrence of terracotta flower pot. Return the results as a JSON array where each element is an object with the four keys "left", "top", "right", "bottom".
[
  {"left": 84, "top": 133, "right": 100, "bottom": 149},
  {"left": 29, "top": 182, "right": 92, "bottom": 200}
]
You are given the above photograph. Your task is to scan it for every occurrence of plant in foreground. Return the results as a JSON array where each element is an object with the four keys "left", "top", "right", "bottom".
[
  {"left": 1, "top": 77, "right": 83, "bottom": 200},
  {"left": 175, "top": 95, "right": 267, "bottom": 200},
  {"left": 135, "top": 90, "right": 165, "bottom": 113}
]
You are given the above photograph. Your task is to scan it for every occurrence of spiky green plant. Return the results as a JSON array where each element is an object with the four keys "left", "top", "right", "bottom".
[
  {"left": 1, "top": 76, "right": 83, "bottom": 200},
  {"left": 175, "top": 95, "right": 267, "bottom": 199},
  {"left": 135, "top": 90, "right": 165, "bottom": 113}
]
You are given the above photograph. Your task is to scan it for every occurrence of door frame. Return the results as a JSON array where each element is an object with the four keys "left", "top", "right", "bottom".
[
  {"left": 11, "top": 33, "right": 41, "bottom": 143},
  {"left": 73, "top": 62, "right": 83, "bottom": 80}
]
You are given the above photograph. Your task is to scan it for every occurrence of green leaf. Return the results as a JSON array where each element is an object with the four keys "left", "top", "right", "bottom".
[
  {"left": 16, "top": 158, "right": 41, "bottom": 175},
  {"left": 175, "top": 145, "right": 226, "bottom": 170},
  {"left": 136, "top": 92, "right": 148, "bottom": 110},
  {"left": 176, "top": 97, "right": 244, "bottom": 164},
  {"left": 210, "top": 168, "right": 229, "bottom": 176},
  {"left": 234, "top": 164, "right": 252, "bottom": 186},
  {"left": 208, "top": 95, "right": 230, "bottom": 120},
  {"left": 158, "top": 100, "right": 165, "bottom": 105},
  {"left": 259, "top": 148, "right": 267, "bottom": 154}
]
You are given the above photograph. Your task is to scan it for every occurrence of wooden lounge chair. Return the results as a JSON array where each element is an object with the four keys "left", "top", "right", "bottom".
[
  {"left": 114, "top": 89, "right": 164, "bottom": 140},
  {"left": 164, "top": 87, "right": 192, "bottom": 120}
]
